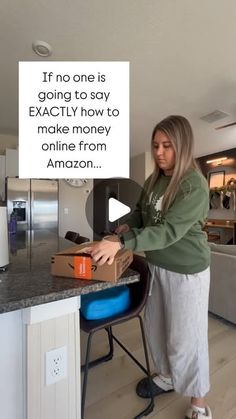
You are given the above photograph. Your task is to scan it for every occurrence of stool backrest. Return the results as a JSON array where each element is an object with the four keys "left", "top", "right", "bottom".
[{"left": 128, "top": 255, "right": 150, "bottom": 314}]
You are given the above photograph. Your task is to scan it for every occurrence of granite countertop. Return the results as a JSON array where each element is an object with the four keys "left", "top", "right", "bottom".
[{"left": 0, "top": 231, "right": 139, "bottom": 314}]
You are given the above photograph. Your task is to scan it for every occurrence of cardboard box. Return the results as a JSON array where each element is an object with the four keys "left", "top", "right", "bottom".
[{"left": 51, "top": 242, "right": 133, "bottom": 282}]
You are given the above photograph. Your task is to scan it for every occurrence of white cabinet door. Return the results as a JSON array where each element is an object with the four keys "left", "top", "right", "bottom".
[
  {"left": 0, "top": 311, "right": 25, "bottom": 419},
  {"left": 5, "top": 148, "right": 18, "bottom": 177}
]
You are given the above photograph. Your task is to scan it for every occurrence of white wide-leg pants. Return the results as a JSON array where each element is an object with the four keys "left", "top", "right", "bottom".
[{"left": 144, "top": 263, "right": 210, "bottom": 398}]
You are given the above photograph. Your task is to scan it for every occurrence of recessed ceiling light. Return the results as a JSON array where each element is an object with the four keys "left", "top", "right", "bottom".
[{"left": 32, "top": 40, "right": 52, "bottom": 57}]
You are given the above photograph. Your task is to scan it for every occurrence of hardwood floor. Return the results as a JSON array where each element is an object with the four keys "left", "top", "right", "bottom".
[{"left": 81, "top": 314, "right": 236, "bottom": 419}]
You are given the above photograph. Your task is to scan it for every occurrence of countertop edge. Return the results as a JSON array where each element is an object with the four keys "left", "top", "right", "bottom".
[{"left": 0, "top": 274, "right": 140, "bottom": 314}]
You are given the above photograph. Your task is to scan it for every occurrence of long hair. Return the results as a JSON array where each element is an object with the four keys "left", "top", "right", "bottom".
[{"left": 147, "top": 115, "right": 199, "bottom": 213}]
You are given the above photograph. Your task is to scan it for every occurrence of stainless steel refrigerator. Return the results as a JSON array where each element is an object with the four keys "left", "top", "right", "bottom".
[{"left": 6, "top": 178, "right": 58, "bottom": 233}]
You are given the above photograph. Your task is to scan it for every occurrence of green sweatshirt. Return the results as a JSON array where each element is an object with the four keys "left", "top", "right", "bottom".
[{"left": 122, "top": 169, "right": 210, "bottom": 274}]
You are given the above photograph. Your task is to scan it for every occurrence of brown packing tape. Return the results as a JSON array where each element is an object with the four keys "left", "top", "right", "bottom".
[{"left": 54, "top": 241, "right": 98, "bottom": 256}]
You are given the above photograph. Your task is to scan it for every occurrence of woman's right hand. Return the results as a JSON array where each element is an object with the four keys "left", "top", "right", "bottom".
[{"left": 114, "top": 224, "right": 130, "bottom": 234}]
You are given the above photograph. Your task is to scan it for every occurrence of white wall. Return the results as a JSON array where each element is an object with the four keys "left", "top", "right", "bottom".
[
  {"left": 130, "top": 151, "right": 153, "bottom": 185},
  {"left": 145, "top": 151, "right": 154, "bottom": 179},
  {"left": 5, "top": 148, "right": 18, "bottom": 177},
  {"left": 0, "top": 134, "right": 17, "bottom": 154},
  {"left": 130, "top": 153, "right": 145, "bottom": 185},
  {"left": 58, "top": 179, "right": 93, "bottom": 240}
]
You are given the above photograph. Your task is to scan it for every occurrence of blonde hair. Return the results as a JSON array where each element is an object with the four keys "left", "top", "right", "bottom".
[{"left": 147, "top": 115, "right": 199, "bottom": 213}]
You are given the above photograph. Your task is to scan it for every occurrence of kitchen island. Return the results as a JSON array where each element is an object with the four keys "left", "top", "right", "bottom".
[{"left": 0, "top": 231, "right": 139, "bottom": 419}]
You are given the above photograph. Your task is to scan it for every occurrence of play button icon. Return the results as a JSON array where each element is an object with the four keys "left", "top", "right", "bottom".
[
  {"left": 85, "top": 178, "right": 148, "bottom": 239},
  {"left": 108, "top": 198, "right": 131, "bottom": 222}
]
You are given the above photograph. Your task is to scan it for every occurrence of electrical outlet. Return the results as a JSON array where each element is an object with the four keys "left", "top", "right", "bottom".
[{"left": 45, "top": 346, "right": 67, "bottom": 386}]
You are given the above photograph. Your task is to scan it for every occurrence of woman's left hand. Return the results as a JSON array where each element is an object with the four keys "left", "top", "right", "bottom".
[{"left": 84, "top": 235, "right": 122, "bottom": 266}]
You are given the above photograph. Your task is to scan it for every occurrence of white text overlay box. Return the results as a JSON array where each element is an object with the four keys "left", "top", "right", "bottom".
[{"left": 19, "top": 61, "right": 129, "bottom": 178}]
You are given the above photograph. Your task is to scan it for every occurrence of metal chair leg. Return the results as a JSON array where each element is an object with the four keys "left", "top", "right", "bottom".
[
  {"left": 81, "top": 331, "right": 94, "bottom": 419},
  {"left": 81, "top": 327, "right": 114, "bottom": 372},
  {"left": 106, "top": 326, "right": 114, "bottom": 358},
  {"left": 133, "top": 315, "right": 154, "bottom": 419},
  {"left": 108, "top": 316, "right": 155, "bottom": 418},
  {"left": 81, "top": 318, "right": 154, "bottom": 419},
  {"left": 81, "top": 327, "right": 114, "bottom": 419}
]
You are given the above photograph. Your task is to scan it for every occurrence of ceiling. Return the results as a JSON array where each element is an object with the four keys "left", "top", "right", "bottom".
[{"left": 1, "top": 0, "right": 236, "bottom": 158}]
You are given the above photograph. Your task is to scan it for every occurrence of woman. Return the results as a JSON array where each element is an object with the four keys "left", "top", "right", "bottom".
[{"left": 87, "top": 115, "right": 211, "bottom": 419}]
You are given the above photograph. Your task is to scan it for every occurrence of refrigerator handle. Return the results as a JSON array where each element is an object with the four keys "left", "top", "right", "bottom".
[
  {"left": 26, "top": 180, "right": 31, "bottom": 233},
  {"left": 30, "top": 188, "right": 33, "bottom": 231}
]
